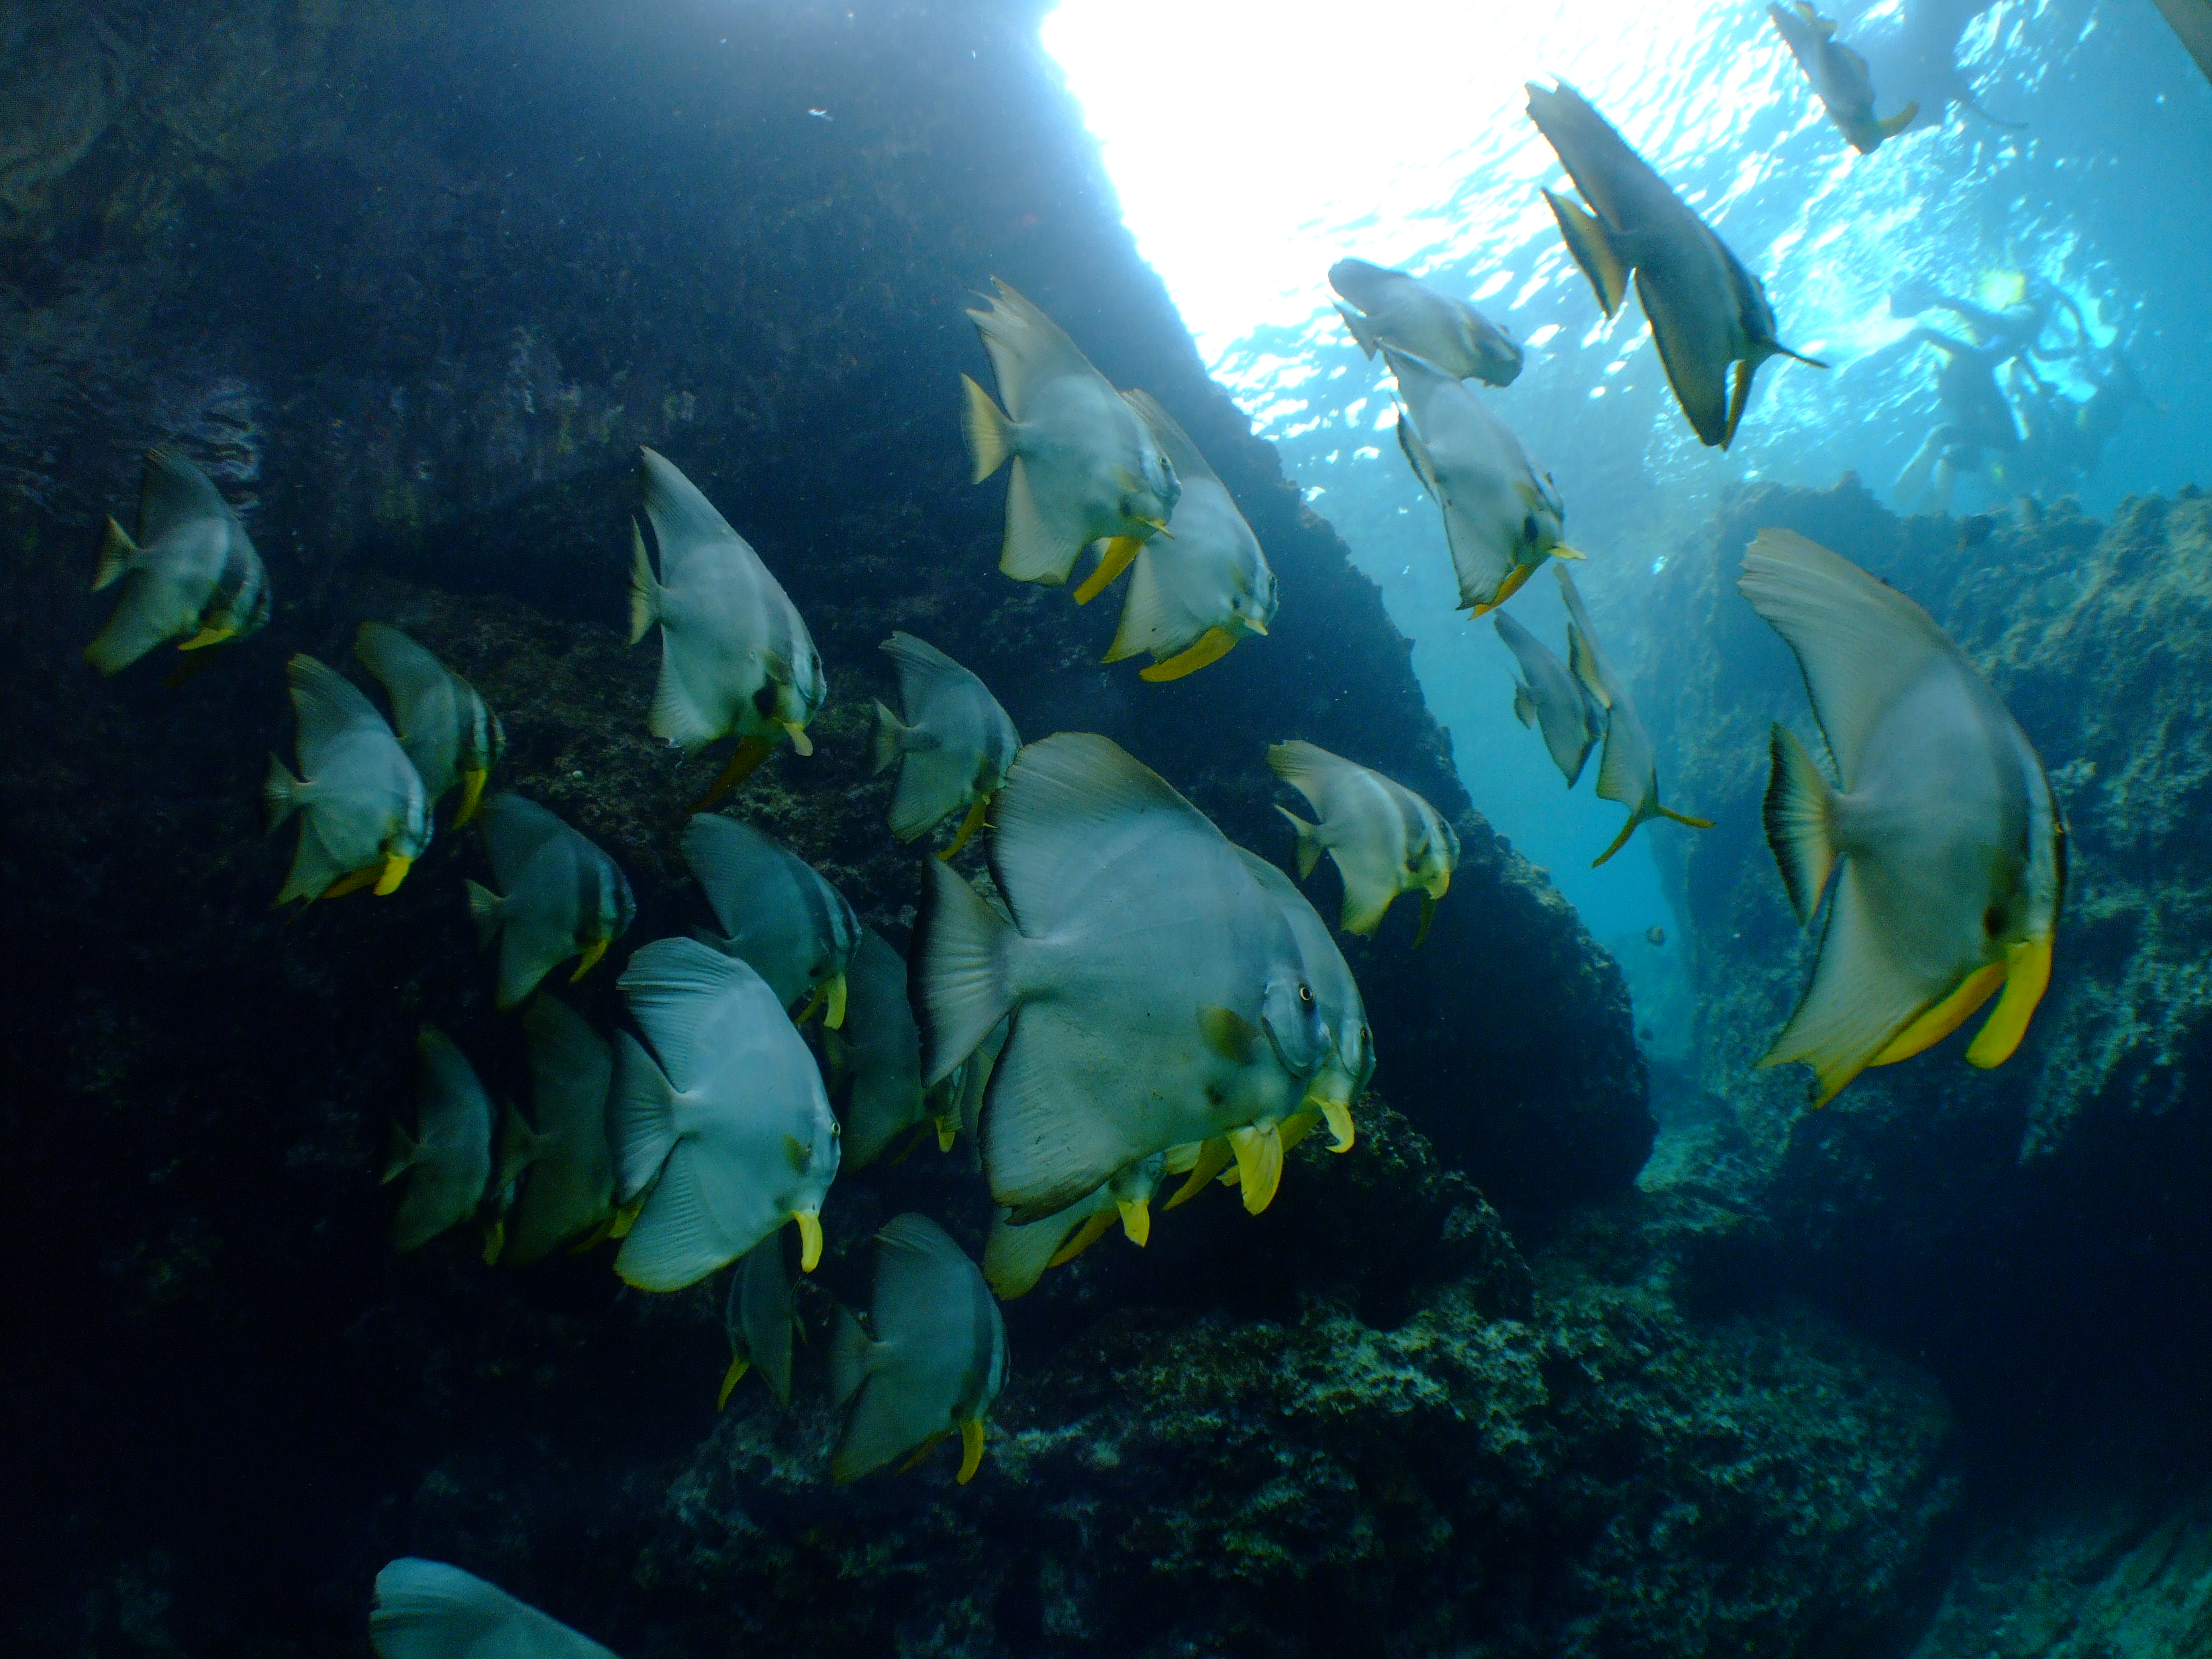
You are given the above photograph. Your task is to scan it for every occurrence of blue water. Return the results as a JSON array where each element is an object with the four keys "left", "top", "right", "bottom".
[{"left": 1046, "top": 0, "right": 2211, "bottom": 1056}]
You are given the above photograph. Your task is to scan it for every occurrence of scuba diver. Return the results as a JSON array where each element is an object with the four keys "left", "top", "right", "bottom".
[{"left": 2007, "top": 340, "right": 2162, "bottom": 497}]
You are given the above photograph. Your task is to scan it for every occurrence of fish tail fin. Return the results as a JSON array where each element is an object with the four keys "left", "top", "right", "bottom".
[
  {"left": 870, "top": 699, "right": 911, "bottom": 776},
  {"left": 1334, "top": 301, "right": 1380, "bottom": 359},
  {"left": 1276, "top": 804, "right": 1324, "bottom": 880},
  {"left": 1542, "top": 187, "right": 1629, "bottom": 316},
  {"left": 961, "top": 374, "right": 1013, "bottom": 483},
  {"left": 463, "top": 879, "right": 505, "bottom": 948},
  {"left": 607, "top": 1029, "right": 681, "bottom": 1204},
  {"left": 827, "top": 1305, "right": 875, "bottom": 1409},
  {"left": 1878, "top": 101, "right": 1919, "bottom": 139},
  {"left": 627, "top": 518, "right": 660, "bottom": 646},
  {"left": 262, "top": 754, "right": 306, "bottom": 832},
  {"left": 911, "top": 859, "right": 1017, "bottom": 1085},
  {"left": 1764, "top": 723, "right": 1840, "bottom": 925},
  {"left": 93, "top": 518, "right": 138, "bottom": 591}
]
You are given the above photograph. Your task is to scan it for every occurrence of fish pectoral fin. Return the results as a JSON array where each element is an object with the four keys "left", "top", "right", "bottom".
[
  {"left": 793, "top": 1210, "right": 823, "bottom": 1272},
  {"left": 1048, "top": 1211, "right": 1117, "bottom": 1267},
  {"left": 1966, "top": 936, "right": 2053, "bottom": 1068},
  {"left": 177, "top": 626, "right": 236, "bottom": 652},
  {"left": 938, "top": 796, "right": 991, "bottom": 859},
  {"left": 1872, "top": 961, "right": 2007, "bottom": 1066},
  {"left": 956, "top": 1420, "right": 987, "bottom": 1485},
  {"left": 1138, "top": 626, "right": 1240, "bottom": 681},
  {"left": 717, "top": 1355, "right": 750, "bottom": 1410},
  {"left": 454, "top": 768, "right": 489, "bottom": 826},
  {"left": 1116, "top": 1197, "right": 1152, "bottom": 1247},
  {"left": 1227, "top": 1122, "right": 1285, "bottom": 1216},
  {"left": 1072, "top": 537, "right": 1143, "bottom": 605},
  {"left": 569, "top": 936, "right": 611, "bottom": 982},
  {"left": 1164, "top": 1139, "right": 1235, "bottom": 1210},
  {"left": 823, "top": 971, "right": 849, "bottom": 1031},
  {"left": 693, "top": 736, "right": 774, "bottom": 809},
  {"left": 1199, "top": 1005, "right": 1262, "bottom": 1063}
]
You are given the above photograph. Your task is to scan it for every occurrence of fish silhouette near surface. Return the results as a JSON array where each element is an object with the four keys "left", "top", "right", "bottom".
[
  {"left": 1329, "top": 256, "right": 1523, "bottom": 386},
  {"left": 1740, "top": 528, "right": 2065, "bottom": 1107},
  {"left": 1526, "top": 79, "right": 1825, "bottom": 449},
  {"left": 1768, "top": 3, "right": 1920, "bottom": 154}
]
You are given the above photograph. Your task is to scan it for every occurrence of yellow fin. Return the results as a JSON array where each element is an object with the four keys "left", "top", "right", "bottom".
[
  {"left": 1872, "top": 961, "right": 2006, "bottom": 1065},
  {"left": 1116, "top": 1196, "right": 1151, "bottom": 1248},
  {"left": 717, "top": 1355, "right": 749, "bottom": 1410},
  {"left": 1165, "top": 1139, "right": 1234, "bottom": 1210},
  {"left": 320, "top": 865, "right": 383, "bottom": 901},
  {"left": 570, "top": 936, "right": 611, "bottom": 983},
  {"left": 481, "top": 1221, "right": 505, "bottom": 1266},
  {"left": 1198, "top": 1005, "right": 1260, "bottom": 1063},
  {"left": 1657, "top": 805, "right": 1717, "bottom": 830},
  {"left": 374, "top": 854, "right": 412, "bottom": 896},
  {"left": 1227, "top": 1121, "right": 1285, "bottom": 1216},
  {"left": 957, "top": 1419, "right": 987, "bottom": 1485},
  {"left": 177, "top": 626, "right": 235, "bottom": 652},
  {"left": 938, "top": 796, "right": 989, "bottom": 859},
  {"left": 454, "top": 768, "right": 489, "bottom": 826},
  {"left": 1551, "top": 544, "right": 1588, "bottom": 561},
  {"left": 794, "top": 1210, "right": 823, "bottom": 1272},
  {"left": 793, "top": 983, "right": 829, "bottom": 1026},
  {"left": 568, "top": 1216, "right": 616, "bottom": 1254},
  {"left": 608, "top": 1199, "right": 641, "bottom": 1240},
  {"left": 694, "top": 736, "right": 773, "bottom": 810},
  {"left": 1138, "top": 625, "right": 1238, "bottom": 682},
  {"left": 781, "top": 719, "right": 813, "bottom": 758},
  {"left": 1465, "top": 560, "right": 1538, "bottom": 620},
  {"left": 1321, "top": 1098, "right": 1356, "bottom": 1153},
  {"left": 823, "top": 972, "right": 848, "bottom": 1031},
  {"left": 1048, "top": 1211, "right": 1117, "bottom": 1267},
  {"left": 897, "top": 1430, "right": 949, "bottom": 1476},
  {"left": 1414, "top": 892, "right": 1439, "bottom": 948},
  {"left": 933, "top": 1113, "right": 959, "bottom": 1153},
  {"left": 1966, "top": 936, "right": 2052, "bottom": 1068},
  {"left": 1073, "top": 537, "right": 1143, "bottom": 605},
  {"left": 1278, "top": 1109, "right": 1319, "bottom": 1156}
]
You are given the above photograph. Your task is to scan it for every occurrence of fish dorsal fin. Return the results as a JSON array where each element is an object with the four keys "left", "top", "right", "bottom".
[
  {"left": 352, "top": 622, "right": 454, "bottom": 734},
  {"left": 370, "top": 1558, "right": 618, "bottom": 1659},
  {"left": 638, "top": 448, "right": 747, "bottom": 579},
  {"left": 1738, "top": 528, "right": 1958, "bottom": 787},
  {"left": 868, "top": 1213, "right": 981, "bottom": 1350},
  {"left": 136, "top": 447, "right": 230, "bottom": 543},
  {"left": 285, "top": 654, "right": 391, "bottom": 766},
  {"left": 1265, "top": 738, "right": 1357, "bottom": 817},
  {"left": 966, "top": 279, "right": 1107, "bottom": 420},
  {"left": 1120, "top": 389, "right": 1219, "bottom": 487},
  {"left": 617, "top": 936, "right": 762, "bottom": 1093},
  {"left": 1524, "top": 80, "right": 1666, "bottom": 238},
  {"left": 476, "top": 793, "right": 577, "bottom": 891},
  {"left": 681, "top": 813, "right": 807, "bottom": 943}
]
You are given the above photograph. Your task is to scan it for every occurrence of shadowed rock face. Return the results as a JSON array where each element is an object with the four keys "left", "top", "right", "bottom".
[
  {"left": 0, "top": 5, "right": 2022, "bottom": 1657},
  {"left": 1638, "top": 475, "right": 2212, "bottom": 1439}
]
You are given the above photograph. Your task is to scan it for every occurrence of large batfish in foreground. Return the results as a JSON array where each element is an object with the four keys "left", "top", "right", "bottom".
[
  {"left": 960, "top": 278, "right": 1178, "bottom": 586},
  {"left": 368, "top": 1558, "right": 618, "bottom": 1659},
  {"left": 911, "top": 732, "right": 1328, "bottom": 1219},
  {"left": 353, "top": 622, "right": 504, "bottom": 825},
  {"left": 1268, "top": 740, "right": 1459, "bottom": 942},
  {"left": 609, "top": 938, "right": 841, "bottom": 1291},
  {"left": 489, "top": 995, "right": 615, "bottom": 1268},
  {"left": 1555, "top": 567, "right": 1714, "bottom": 866},
  {"left": 1740, "top": 527, "right": 2065, "bottom": 1107},
  {"left": 384, "top": 1027, "right": 492, "bottom": 1254},
  {"left": 627, "top": 447, "right": 825, "bottom": 806},
  {"left": 1074, "top": 390, "right": 1278, "bottom": 682},
  {"left": 829, "top": 1213, "right": 1007, "bottom": 1486},
  {"left": 1768, "top": 3, "right": 1919, "bottom": 154},
  {"left": 1494, "top": 609, "right": 1604, "bottom": 787},
  {"left": 870, "top": 631, "right": 1019, "bottom": 854},
  {"left": 1329, "top": 257, "right": 1523, "bottom": 386},
  {"left": 683, "top": 813, "right": 859, "bottom": 1027},
  {"left": 1526, "top": 80, "right": 1824, "bottom": 449},
  {"left": 466, "top": 795, "right": 635, "bottom": 1011},
  {"left": 87, "top": 447, "right": 270, "bottom": 675},
  {"left": 1385, "top": 347, "right": 1575, "bottom": 617},
  {"left": 264, "top": 654, "right": 430, "bottom": 903}
]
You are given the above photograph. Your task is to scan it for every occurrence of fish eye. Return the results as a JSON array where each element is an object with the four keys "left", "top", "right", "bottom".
[
  {"left": 1299, "top": 983, "right": 1315, "bottom": 1007},
  {"left": 830, "top": 1121, "right": 842, "bottom": 1138}
]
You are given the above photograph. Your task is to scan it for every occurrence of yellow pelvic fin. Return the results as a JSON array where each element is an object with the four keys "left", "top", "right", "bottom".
[
  {"left": 823, "top": 971, "right": 848, "bottom": 1031},
  {"left": 1592, "top": 809, "right": 1643, "bottom": 868},
  {"left": 794, "top": 1210, "right": 824, "bottom": 1272},
  {"left": 1414, "top": 892, "right": 1439, "bottom": 948},
  {"left": 1165, "top": 1138, "right": 1235, "bottom": 1210},
  {"left": 717, "top": 1355, "right": 749, "bottom": 1411},
  {"left": 1321, "top": 1097, "right": 1356, "bottom": 1153},
  {"left": 1073, "top": 537, "right": 1144, "bottom": 605},
  {"left": 957, "top": 1419, "right": 987, "bottom": 1485},
  {"left": 1278, "top": 1109, "right": 1319, "bottom": 1155},
  {"left": 454, "top": 768, "right": 489, "bottom": 826},
  {"left": 1048, "top": 1211, "right": 1117, "bottom": 1268},
  {"left": 932, "top": 1112, "right": 960, "bottom": 1154},
  {"left": 570, "top": 936, "right": 611, "bottom": 983},
  {"left": 1872, "top": 960, "right": 2007, "bottom": 1066},
  {"left": 1876, "top": 102, "right": 1920, "bottom": 140},
  {"left": 1966, "top": 935, "right": 2053, "bottom": 1069},
  {"left": 177, "top": 625, "right": 236, "bottom": 652},
  {"left": 1551, "top": 544, "right": 1588, "bottom": 561},
  {"left": 481, "top": 1220, "right": 505, "bottom": 1266},
  {"left": 1657, "top": 805, "right": 1717, "bottom": 830},
  {"left": 1466, "top": 560, "right": 1537, "bottom": 619},
  {"left": 568, "top": 1216, "right": 617, "bottom": 1254},
  {"left": 793, "top": 982, "right": 829, "bottom": 1025},
  {"left": 608, "top": 1199, "right": 642, "bottom": 1240},
  {"left": 319, "top": 864, "right": 383, "bottom": 901},
  {"left": 1117, "top": 1196, "right": 1151, "bottom": 1248},
  {"left": 694, "top": 735, "right": 774, "bottom": 810},
  {"left": 1227, "top": 1121, "right": 1285, "bottom": 1216},
  {"left": 1138, "top": 625, "right": 1238, "bottom": 682},
  {"left": 938, "top": 795, "right": 990, "bottom": 859},
  {"left": 374, "top": 854, "right": 413, "bottom": 896},
  {"left": 897, "top": 1430, "right": 949, "bottom": 1476},
  {"left": 780, "top": 719, "right": 813, "bottom": 758}
]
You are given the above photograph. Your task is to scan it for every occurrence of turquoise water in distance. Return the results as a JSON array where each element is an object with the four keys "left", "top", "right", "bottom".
[{"left": 1043, "top": 0, "right": 2212, "bottom": 1060}]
